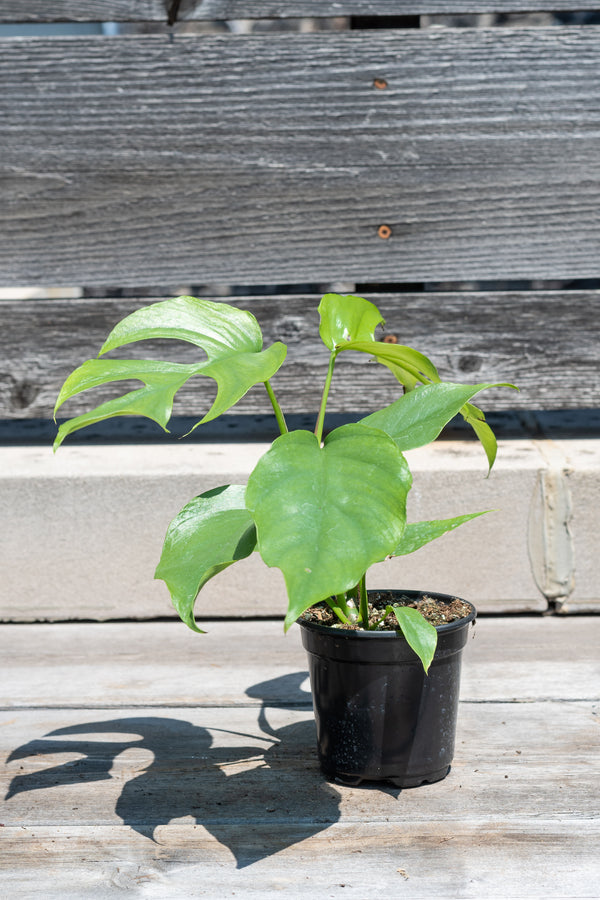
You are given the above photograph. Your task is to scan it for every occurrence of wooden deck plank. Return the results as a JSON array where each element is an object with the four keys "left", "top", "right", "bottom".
[
  {"left": 1, "top": 822, "right": 597, "bottom": 899},
  {"left": 1, "top": 701, "right": 597, "bottom": 896},
  {"left": 1, "top": 618, "right": 597, "bottom": 896},
  {"left": 2, "top": 703, "right": 597, "bottom": 824},
  {"left": 1, "top": 618, "right": 599, "bottom": 708}
]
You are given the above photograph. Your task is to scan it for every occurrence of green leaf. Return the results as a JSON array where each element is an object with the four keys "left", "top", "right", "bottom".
[
  {"left": 185, "top": 341, "right": 287, "bottom": 431},
  {"left": 461, "top": 402, "right": 499, "bottom": 474},
  {"left": 341, "top": 340, "right": 441, "bottom": 389},
  {"left": 339, "top": 337, "right": 517, "bottom": 469},
  {"left": 154, "top": 485, "right": 256, "bottom": 633},
  {"left": 53, "top": 358, "right": 203, "bottom": 449},
  {"left": 54, "top": 296, "right": 287, "bottom": 446},
  {"left": 360, "top": 382, "right": 508, "bottom": 452},
  {"left": 99, "top": 295, "right": 263, "bottom": 357},
  {"left": 392, "top": 511, "right": 490, "bottom": 556},
  {"left": 245, "top": 424, "right": 412, "bottom": 631},
  {"left": 392, "top": 606, "right": 438, "bottom": 674},
  {"left": 318, "top": 293, "right": 384, "bottom": 351}
]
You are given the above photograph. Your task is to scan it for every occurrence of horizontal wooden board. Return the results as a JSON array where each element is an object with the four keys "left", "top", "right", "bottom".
[
  {"left": 1, "top": 701, "right": 598, "bottom": 894},
  {"left": 3, "top": 821, "right": 600, "bottom": 898},
  {"left": 3, "top": 1, "right": 600, "bottom": 22},
  {"left": 1, "top": 617, "right": 598, "bottom": 707},
  {"left": 1, "top": 617, "right": 597, "bottom": 895},
  {"left": 2, "top": 704, "right": 597, "bottom": 824},
  {"left": 2, "top": 29, "right": 600, "bottom": 285},
  {"left": 2, "top": 291, "right": 599, "bottom": 419},
  {"left": 1, "top": 821, "right": 597, "bottom": 898}
]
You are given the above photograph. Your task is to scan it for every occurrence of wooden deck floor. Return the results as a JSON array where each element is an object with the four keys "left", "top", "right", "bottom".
[{"left": 1, "top": 616, "right": 598, "bottom": 898}]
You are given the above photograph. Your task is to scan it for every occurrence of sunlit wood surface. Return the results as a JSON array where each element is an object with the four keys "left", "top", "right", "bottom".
[{"left": 1, "top": 617, "right": 597, "bottom": 898}]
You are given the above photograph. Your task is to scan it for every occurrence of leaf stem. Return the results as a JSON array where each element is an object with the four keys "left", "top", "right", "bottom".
[
  {"left": 358, "top": 572, "right": 369, "bottom": 627},
  {"left": 264, "top": 380, "right": 288, "bottom": 436},
  {"left": 326, "top": 595, "right": 353, "bottom": 625},
  {"left": 314, "top": 351, "right": 337, "bottom": 443}
]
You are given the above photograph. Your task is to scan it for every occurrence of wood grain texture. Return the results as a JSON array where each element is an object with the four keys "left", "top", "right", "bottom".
[
  {"left": 2, "top": 705, "right": 597, "bottom": 824},
  {"left": 1, "top": 617, "right": 598, "bottom": 707},
  {"left": 2, "top": 291, "right": 599, "bottom": 419},
  {"left": 3, "top": 29, "right": 600, "bottom": 285},
  {"left": 0, "top": 617, "right": 598, "bottom": 897},
  {"left": 0, "top": 820, "right": 597, "bottom": 898},
  {"left": 3, "top": 1, "right": 600, "bottom": 22}
]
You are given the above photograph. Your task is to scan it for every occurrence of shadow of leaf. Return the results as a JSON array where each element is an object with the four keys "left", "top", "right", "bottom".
[{"left": 4, "top": 672, "right": 342, "bottom": 868}]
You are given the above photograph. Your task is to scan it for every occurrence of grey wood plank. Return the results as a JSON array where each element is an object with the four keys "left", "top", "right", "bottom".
[
  {"left": 1, "top": 821, "right": 597, "bottom": 899},
  {"left": 1, "top": 703, "right": 598, "bottom": 896},
  {"left": 3, "top": 30, "right": 600, "bottom": 285},
  {"left": 1, "top": 618, "right": 597, "bottom": 896},
  {"left": 3, "top": 1, "right": 600, "bottom": 22},
  {"left": 2, "top": 704, "right": 597, "bottom": 823},
  {"left": 3, "top": 291, "right": 600, "bottom": 418},
  {"left": 1, "top": 618, "right": 598, "bottom": 707},
  {"left": 5, "top": 29, "right": 600, "bottom": 172}
]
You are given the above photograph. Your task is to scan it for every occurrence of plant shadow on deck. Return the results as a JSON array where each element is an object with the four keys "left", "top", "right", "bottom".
[{"left": 4, "top": 672, "right": 401, "bottom": 868}]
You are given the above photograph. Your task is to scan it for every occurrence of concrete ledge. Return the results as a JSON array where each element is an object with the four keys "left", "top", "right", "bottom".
[{"left": 1, "top": 439, "right": 598, "bottom": 622}]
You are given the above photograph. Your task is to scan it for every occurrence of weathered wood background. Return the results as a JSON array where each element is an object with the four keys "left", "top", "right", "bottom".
[
  {"left": 3, "top": 1, "right": 600, "bottom": 20},
  {"left": 2, "top": 10, "right": 600, "bottom": 417},
  {"left": 2, "top": 291, "right": 599, "bottom": 421},
  {"left": 3, "top": 28, "right": 600, "bottom": 288}
]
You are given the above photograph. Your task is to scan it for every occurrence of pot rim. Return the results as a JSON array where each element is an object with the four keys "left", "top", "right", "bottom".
[{"left": 297, "top": 590, "right": 476, "bottom": 639}]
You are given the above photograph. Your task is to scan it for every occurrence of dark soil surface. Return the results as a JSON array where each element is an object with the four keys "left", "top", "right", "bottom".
[{"left": 301, "top": 592, "right": 472, "bottom": 630}]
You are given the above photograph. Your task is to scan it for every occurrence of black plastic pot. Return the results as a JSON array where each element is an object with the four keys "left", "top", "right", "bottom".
[{"left": 299, "top": 590, "right": 476, "bottom": 788}]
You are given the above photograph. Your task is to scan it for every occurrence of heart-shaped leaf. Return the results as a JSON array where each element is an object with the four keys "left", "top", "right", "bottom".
[
  {"left": 245, "top": 424, "right": 412, "bottom": 630},
  {"left": 318, "top": 293, "right": 384, "bottom": 350},
  {"left": 392, "top": 511, "right": 490, "bottom": 557},
  {"left": 154, "top": 485, "right": 256, "bottom": 632}
]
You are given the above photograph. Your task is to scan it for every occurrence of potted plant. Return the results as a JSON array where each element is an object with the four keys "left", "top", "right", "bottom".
[{"left": 54, "top": 292, "right": 516, "bottom": 787}]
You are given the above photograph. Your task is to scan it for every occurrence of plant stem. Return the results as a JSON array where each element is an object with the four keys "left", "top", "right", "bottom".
[
  {"left": 359, "top": 572, "right": 369, "bottom": 628},
  {"left": 264, "top": 380, "right": 288, "bottom": 436},
  {"left": 326, "top": 595, "right": 353, "bottom": 625},
  {"left": 314, "top": 351, "right": 337, "bottom": 443}
]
